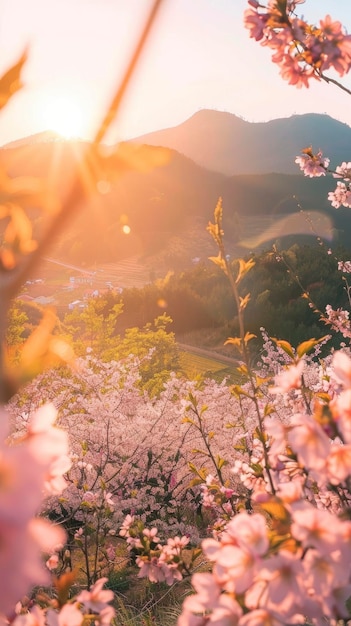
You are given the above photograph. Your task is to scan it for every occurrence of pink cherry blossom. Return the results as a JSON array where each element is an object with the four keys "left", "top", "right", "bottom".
[
  {"left": 180, "top": 572, "right": 242, "bottom": 626},
  {"left": 327, "top": 443, "right": 351, "bottom": 483},
  {"left": 288, "top": 413, "right": 330, "bottom": 472},
  {"left": 333, "top": 162, "right": 351, "bottom": 180},
  {"left": 243, "top": 8, "right": 268, "bottom": 41},
  {"left": 291, "top": 502, "right": 348, "bottom": 555},
  {"left": 76, "top": 578, "right": 114, "bottom": 613},
  {"left": 331, "top": 350, "right": 351, "bottom": 388},
  {"left": 203, "top": 538, "right": 257, "bottom": 594},
  {"left": 295, "top": 150, "right": 329, "bottom": 177},
  {"left": 13, "top": 606, "right": 46, "bottom": 626},
  {"left": 224, "top": 513, "right": 269, "bottom": 557},
  {"left": 328, "top": 181, "right": 351, "bottom": 208},
  {"left": 46, "top": 604, "right": 83, "bottom": 626},
  {"left": 46, "top": 554, "right": 59, "bottom": 571},
  {"left": 255, "top": 550, "right": 305, "bottom": 618},
  {"left": 331, "top": 388, "right": 351, "bottom": 443},
  {"left": 238, "top": 609, "right": 282, "bottom": 626},
  {"left": 270, "top": 360, "right": 304, "bottom": 394}
]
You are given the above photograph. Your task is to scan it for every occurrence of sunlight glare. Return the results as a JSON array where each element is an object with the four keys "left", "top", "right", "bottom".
[{"left": 40, "top": 94, "right": 85, "bottom": 139}]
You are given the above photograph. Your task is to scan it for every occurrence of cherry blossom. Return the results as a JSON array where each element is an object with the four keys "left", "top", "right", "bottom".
[
  {"left": 270, "top": 359, "right": 304, "bottom": 393},
  {"left": 46, "top": 604, "right": 83, "bottom": 626},
  {"left": 76, "top": 577, "right": 114, "bottom": 614},
  {"left": 244, "top": 1, "right": 351, "bottom": 86},
  {"left": 295, "top": 150, "right": 329, "bottom": 177},
  {"left": 328, "top": 181, "right": 351, "bottom": 208}
]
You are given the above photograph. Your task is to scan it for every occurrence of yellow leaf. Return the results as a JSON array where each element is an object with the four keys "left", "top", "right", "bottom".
[
  {"left": 214, "top": 197, "right": 223, "bottom": 224},
  {"left": 208, "top": 254, "right": 226, "bottom": 271},
  {"left": 235, "top": 258, "right": 255, "bottom": 284},
  {"left": 224, "top": 336, "right": 242, "bottom": 347},
  {"left": 296, "top": 336, "right": 330, "bottom": 358},
  {"left": 237, "top": 364, "right": 249, "bottom": 376},
  {"left": 259, "top": 498, "right": 290, "bottom": 523},
  {"left": 240, "top": 294, "right": 251, "bottom": 310},
  {"left": 301, "top": 145, "right": 314, "bottom": 157},
  {"left": 217, "top": 456, "right": 228, "bottom": 470},
  {"left": 0, "top": 247, "right": 15, "bottom": 269},
  {"left": 244, "top": 331, "right": 256, "bottom": 344},
  {"left": 54, "top": 570, "right": 77, "bottom": 607},
  {"left": 271, "top": 337, "right": 295, "bottom": 360},
  {"left": 231, "top": 384, "right": 252, "bottom": 399},
  {"left": 207, "top": 198, "right": 224, "bottom": 244}
]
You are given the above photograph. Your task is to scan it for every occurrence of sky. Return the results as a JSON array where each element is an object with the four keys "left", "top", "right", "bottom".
[{"left": 0, "top": 0, "right": 351, "bottom": 146}]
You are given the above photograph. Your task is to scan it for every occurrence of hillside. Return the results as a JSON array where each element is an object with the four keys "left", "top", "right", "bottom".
[
  {"left": 132, "top": 110, "right": 351, "bottom": 176},
  {"left": 0, "top": 112, "right": 349, "bottom": 265}
]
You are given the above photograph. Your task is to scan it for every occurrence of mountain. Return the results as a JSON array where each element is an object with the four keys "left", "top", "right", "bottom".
[
  {"left": 132, "top": 110, "right": 351, "bottom": 176},
  {"left": 0, "top": 113, "right": 349, "bottom": 266},
  {"left": 3, "top": 130, "right": 65, "bottom": 149}
]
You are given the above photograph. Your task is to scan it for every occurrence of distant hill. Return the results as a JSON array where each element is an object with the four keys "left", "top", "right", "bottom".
[
  {"left": 0, "top": 113, "right": 350, "bottom": 266},
  {"left": 3, "top": 130, "right": 64, "bottom": 149},
  {"left": 132, "top": 110, "right": 351, "bottom": 176}
]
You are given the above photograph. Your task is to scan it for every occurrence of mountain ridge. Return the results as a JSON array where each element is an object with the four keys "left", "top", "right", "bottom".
[
  {"left": 131, "top": 110, "right": 351, "bottom": 176},
  {"left": 0, "top": 110, "right": 349, "bottom": 265}
]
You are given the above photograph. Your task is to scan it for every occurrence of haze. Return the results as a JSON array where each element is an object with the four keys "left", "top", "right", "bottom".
[{"left": 0, "top": 0, "right": 350, "bottom": 145}]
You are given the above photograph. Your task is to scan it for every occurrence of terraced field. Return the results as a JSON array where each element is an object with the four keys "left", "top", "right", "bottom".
[{"left": 178, "top": 345, "right": 241, "bottom": 383}]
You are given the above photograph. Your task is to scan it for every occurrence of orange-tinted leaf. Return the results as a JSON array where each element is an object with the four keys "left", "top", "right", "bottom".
[
  {"left": 271, "top": 338, "right": 295, "bottom": 359},
  {"left": 244, "top": 331, "right": 256, "bottom": 344},
  {"left": 208, "top": 254, "right": 226, "bottom": 271},
  {"left": 296, "top": 336, "right": 330, "bottom": 358},
  {"left": 54, "top": 570, "right": 77, "bottom": 607},
  {"left": 224, "top": 336, "right": 241, "bottom": 348},
  {"left": 240, "top": 294, "right": 251, "bottom": 310},
  {"left": 16, "top": 310, "right": 74, "bottom": 382},
  {"left": 7, "top": 204, "right": 33, "bottom": 243},
  {"left": 0, "top": 247, "right": 15, "bottom": 269},
  {"left": 235, "top": 258, "right": 255, "bottom": 284},
  {"left": 0, "top": 50, "right": 27, "bottom": 110},
  {"left": 259, "top": 498, "right": 290, "bottom": 523}
]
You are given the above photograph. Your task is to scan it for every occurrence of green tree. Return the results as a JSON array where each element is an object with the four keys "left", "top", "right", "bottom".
[
  {"left": 114, "top": 313, "right": 180, "bottom": 395},
  {"left": 63, "top": 298, "right": 123, "bottom": 357},
  {"left": 5, "top": 303, "right": 28, "bottom": 363}
]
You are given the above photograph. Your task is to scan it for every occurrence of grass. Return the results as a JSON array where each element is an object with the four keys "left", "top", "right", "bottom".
[{"left": 179, "top": 350, "right": 241, "bottom": 384}]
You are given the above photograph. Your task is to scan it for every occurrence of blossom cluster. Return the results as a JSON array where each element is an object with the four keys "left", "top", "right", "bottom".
[
  {"left": 244, "top": 1, "right": 351, "bottom": 87},
  {"left": 0, "top": 404, "right": 69, "bottom": 618},
  {"left": 296, "top": 149, "right": 351, "bottom": 209},
  {"left": 179, "top": 348, "right": 351, "bottom": 625},
  {"left": 9, "top": 355, "right": 249, "bottom": 584},
  {"left": 13, "top": 577, "right": 115, "bottom": 626},
  {"left": 119, "top": 514, "right": 192, "bottom": 585}
]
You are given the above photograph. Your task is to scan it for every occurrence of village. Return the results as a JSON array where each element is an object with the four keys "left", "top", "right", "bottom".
[{"left": 17, "top": 256, "right": 154, "bottom": 317}]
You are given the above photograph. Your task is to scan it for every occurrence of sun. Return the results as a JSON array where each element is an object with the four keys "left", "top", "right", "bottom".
[{"left": 40, "top": 93, "right": 85, "bottom": 139}]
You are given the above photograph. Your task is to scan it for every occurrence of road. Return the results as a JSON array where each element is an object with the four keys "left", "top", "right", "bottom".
[{"left": 177, "top": 342, "right": 240, "bottom": 367}]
